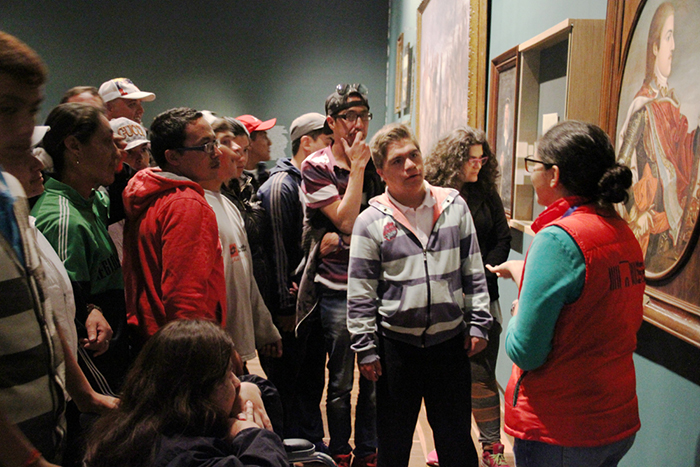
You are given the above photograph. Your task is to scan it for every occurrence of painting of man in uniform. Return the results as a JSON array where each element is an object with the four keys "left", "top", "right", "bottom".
[{"left": 616, "top": 0, "right": 700, "bottom": 278}]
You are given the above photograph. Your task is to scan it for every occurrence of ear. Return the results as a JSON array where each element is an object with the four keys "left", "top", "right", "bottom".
[
  {"left": 299, "top": 134, "right": 311, "bottom": 152},
  {"left": 64, "top": 135, "right": 82, "bottom": 156},
  {"left": 376, "top": 166, "right": 385, "bottom": 182},
  {"left": 549, "top": 164, "right": 561, "bottom": 188},
  {"left": 164, "top": 148, "right": 181, "bottom": 167},
  {"left": 653, "top": 42, "right": 659, "bottom": 58},
  {"left": 326, "top": 115, "right": 336, "bottom": 133}
]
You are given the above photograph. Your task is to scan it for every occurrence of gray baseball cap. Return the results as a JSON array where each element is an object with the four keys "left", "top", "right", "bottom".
[{"left": 290, "top": 112, "right": 327, "bottom": 142}]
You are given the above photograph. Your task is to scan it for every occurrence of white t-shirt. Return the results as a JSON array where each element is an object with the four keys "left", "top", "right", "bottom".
[{"left": 204, "top": 190, "right": 280, "bottom": 361}]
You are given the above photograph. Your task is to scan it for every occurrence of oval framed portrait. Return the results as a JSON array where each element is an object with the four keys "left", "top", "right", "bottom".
[{"left": 615, "top": 0, "right": 700, "bottom": 281}]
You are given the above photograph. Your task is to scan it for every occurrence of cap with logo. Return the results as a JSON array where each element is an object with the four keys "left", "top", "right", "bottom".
[
  {"left": 235, "top": 114, "right": 277, "bottom": 134},
  {"left": 290, "top": 112, "right": 327, "bottom": 142},
  {"left": 110, "top": 117, "right": 150, "bottom": 151},
  {"left": 325, "top": 83, "right": 370, "bottom": 117},
  {"left": 98, "top": 78, "right": 156, "bottom": 103}
]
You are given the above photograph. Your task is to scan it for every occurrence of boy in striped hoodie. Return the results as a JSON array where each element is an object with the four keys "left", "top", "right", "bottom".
[{"left": 348, "top": 123, "right": 492, "bottom": 467}]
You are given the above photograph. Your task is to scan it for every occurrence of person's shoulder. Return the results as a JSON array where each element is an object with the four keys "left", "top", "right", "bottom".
[
  {"left": 355, "top": 202, "right": 387, "bottom": 232},
  {"left": 302, "top": 146, "right": 332, "bottom": 170},
  {"left": 1, "top": 171, "right": 25, "bottom": 198}
]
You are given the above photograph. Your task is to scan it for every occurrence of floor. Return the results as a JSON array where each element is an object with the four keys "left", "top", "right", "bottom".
[{"left": 247, "top": 357, "right": 516, "bottom": 466}]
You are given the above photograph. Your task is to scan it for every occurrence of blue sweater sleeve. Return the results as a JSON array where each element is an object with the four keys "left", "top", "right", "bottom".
[{"left": 504, "top": 226, "right": 585, "bottom": 371}]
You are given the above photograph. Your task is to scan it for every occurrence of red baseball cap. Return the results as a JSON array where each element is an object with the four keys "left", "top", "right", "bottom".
[{"left": 235, "top": 114, "right": 277, "bottom": 133}]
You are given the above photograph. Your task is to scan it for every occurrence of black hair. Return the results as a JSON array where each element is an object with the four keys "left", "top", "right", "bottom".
[
  {"left": 60, "top": 85, "right": 100, "bottom": 104},
  {"left": 150, "top": 107, "right": 203, "bottom": 168},
  {"left": 292, "top": 128, "right": 327, "bottom": 156},
  {"left": 425, "top": 126, "right": 499, "bottom": 192},
  {"left": 538, "top": 120, "right": 632, "bottom": 207},
  {"left": 212, "top": 117, "right": 249, "bottom": 139},
  {"left": 42, "top": 103, "right": 104, "bottom": 177}
]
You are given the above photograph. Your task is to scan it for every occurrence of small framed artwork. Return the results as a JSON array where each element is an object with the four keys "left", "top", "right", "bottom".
[
  {"left": 394, "top": 33, "right": 404, "bottom": 114},
  {"left": 400, "top": 43, "right": 413, "bottom": 115},
  {"left": 416, "top": 0, "right": 488, "bottom": 154},
  {"left": 600, "top": 0, "right": 700, "bottom": 347},
  {"left": 487, "top": 46, "right": 519, "bottom": 218}
]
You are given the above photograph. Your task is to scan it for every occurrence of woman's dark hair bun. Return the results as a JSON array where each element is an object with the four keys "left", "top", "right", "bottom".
[{"left": 598, "top": 163, "right": 632, "bottom": 204}]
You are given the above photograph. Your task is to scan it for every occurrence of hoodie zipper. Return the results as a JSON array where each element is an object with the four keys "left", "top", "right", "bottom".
[{"left": 422, "top": 248, "right": 430, "bottom": 347}]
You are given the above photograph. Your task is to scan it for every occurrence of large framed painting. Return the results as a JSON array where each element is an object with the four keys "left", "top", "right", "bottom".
[
  {"left": 487, "top": 46, "right": 519, "bottom": 218},
  {"left": 601, "top": 0, "right": 700, "bottom": 347},
  {"left": 416, "top": 0, "right": 488, "bottom": 155}
]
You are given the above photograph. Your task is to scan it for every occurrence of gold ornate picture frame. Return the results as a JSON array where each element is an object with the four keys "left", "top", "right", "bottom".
[
  {"left": 416, "top": 0, "right": 488, "bottom": 154},
  {"left": 600, "top": 0, "right": 700, "bottom": 347}
]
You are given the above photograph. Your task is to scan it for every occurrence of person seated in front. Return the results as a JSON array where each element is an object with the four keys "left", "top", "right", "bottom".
[{"left": 83, "top": 319, "right": 288, "bottom": 467}]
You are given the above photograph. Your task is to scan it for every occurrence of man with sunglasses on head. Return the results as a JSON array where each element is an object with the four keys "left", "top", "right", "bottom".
[
  {"left": 121, "top": 108, "right": 227, "bottom": 348},
  {"left": 297, "top": 84, "right": 383, "bottom": 467}
]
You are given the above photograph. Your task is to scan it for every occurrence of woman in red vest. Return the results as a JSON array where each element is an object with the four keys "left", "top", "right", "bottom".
[{"left": 489, "top": 121, "right": 645, "bottom": 467}]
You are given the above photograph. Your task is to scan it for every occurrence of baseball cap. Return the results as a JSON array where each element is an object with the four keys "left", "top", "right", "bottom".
[
  {"left": 110, "top": 117, "right": 150, "bottom": 151},
  {"left": 236, "top": 114, "right": 277, "bottom": 133},
  {"left": 290, "top": 112, "right": 327, "bottom": 142},
  {"left": 98, "top": 78, "right": 156, "bottom": 103},
  {"left": 325, "top": 83, "right": 370, "bottom": 117}
]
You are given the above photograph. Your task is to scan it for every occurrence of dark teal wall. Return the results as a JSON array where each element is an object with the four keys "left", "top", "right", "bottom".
[
  {"left": 2, "top": 0, "right": 389, "bottom": 159},
  {"left": 386, "top": 1, "right": 700, "bottom": 466}
]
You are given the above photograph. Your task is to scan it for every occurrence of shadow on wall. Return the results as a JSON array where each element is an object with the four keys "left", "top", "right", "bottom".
[{"left": 636, "top": 321, "right": 700, "bottom": 387}]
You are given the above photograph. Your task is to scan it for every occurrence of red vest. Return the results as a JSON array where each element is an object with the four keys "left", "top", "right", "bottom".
[{"left": 505, "top": 201, "right": 645, "bottom": 447}]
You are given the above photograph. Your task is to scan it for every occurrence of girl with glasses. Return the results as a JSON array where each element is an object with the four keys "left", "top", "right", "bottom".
[{"left": 425, "top": 127, "right": 512, "bottom": 467}]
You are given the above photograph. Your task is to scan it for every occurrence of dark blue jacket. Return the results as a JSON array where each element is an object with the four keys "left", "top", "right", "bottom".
[
  {"left": 257, "top": 158, "right": 304, "bottom": 316},
  {"left": 153, "top": 428, "right": 288, "bottom": 467}
]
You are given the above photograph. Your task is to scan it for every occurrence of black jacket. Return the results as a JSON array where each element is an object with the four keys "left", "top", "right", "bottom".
[
  {"left": 152, "top": 428, "right": 288, "bottom": 467},
  {"left": 460, "top": 184, "right": 511, "bottom": 301}
]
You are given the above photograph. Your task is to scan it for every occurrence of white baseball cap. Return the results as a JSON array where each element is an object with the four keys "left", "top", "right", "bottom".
[
  {"left": 98, "top": 78, "right": 155, "bottom": 103},
  {"left": 110, "top": 117, "right": 150, "bottom": 151},
  {"left": 31, "top": 126, "right": 50, "bottom": 147}
]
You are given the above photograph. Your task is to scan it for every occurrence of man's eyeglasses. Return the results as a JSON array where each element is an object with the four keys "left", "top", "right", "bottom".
[
  {"left": 336, "top": 83, "right": 368, "bottom": 97},
  {"left": 176, "top": 140, "right": 220, "bottom": 155},
  {"left": 466, "top": 156, "right": 489, "bottom": 168},
  {"left": 335, "top": 111, "right": 373, "bottom": 124},
  {"left": 524, "top": 157, "right": 554, "bottom": 173}
]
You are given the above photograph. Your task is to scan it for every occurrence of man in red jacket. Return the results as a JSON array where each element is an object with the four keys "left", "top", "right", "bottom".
[{"left": 122, "top": 107, "right": 227, "bottom": 346}]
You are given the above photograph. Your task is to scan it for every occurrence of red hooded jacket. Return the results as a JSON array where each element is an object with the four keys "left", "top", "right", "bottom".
[{"left": 122, "top": 168, "right": 226, "bottom": 344}]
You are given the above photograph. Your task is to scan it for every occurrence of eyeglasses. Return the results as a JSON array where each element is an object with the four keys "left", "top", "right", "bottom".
[
  {"left": 335, "top": 111, "right": 373, "bottom": 124},
  {"left": 336, "top": 83, "right": 368, "bottom": 97},
  {"left": 176, "top": 140, "right": 220, "bottom": 155},
  {"left": 466, "top": 156, "right": 489, "bottom": 168},
  {"left": 524, "top": 157, "right": 554, "bottom": 173}
]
